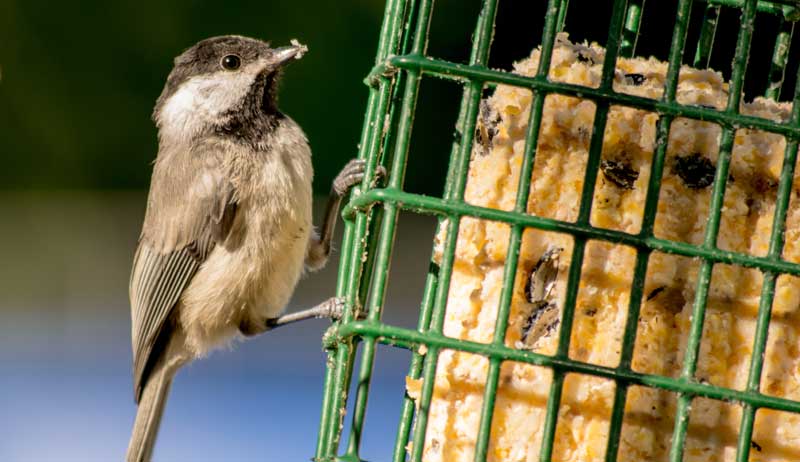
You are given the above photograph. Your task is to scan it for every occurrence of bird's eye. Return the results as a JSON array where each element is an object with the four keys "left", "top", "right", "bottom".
[{"left": 220, "top": 54, "right": 241, "bottom": 71}]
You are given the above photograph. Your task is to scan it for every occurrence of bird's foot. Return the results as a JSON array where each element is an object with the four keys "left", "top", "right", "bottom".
[{"left": 333, "top": 159, "right": 387, "bottom": 197}]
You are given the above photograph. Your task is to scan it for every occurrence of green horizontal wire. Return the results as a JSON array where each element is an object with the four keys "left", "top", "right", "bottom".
[
  {"left": 345, "top": 189, "right": 800, "bottom": 278},
  {"left": 703, "top": 0, "right": 800, "bottom": 16},
  {"left": 331, "top": 320, "right": 800, "bottom": 414},
  {"left": 376, "top": 55, "right": 800, "bottom": 139}
]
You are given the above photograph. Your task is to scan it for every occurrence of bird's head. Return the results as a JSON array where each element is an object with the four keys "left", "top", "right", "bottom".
[{"left": 153, "top": 35, "right": 306, "bottom": 141}]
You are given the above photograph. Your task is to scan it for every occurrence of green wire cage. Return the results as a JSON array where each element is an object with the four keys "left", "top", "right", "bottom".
[{"left": 314, "top": 0, "right": 800, "bottom": 461}]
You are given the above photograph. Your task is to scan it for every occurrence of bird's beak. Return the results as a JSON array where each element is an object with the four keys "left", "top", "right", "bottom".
[{"left": 271, "top": 43, "right": 308, "bottom": 67}]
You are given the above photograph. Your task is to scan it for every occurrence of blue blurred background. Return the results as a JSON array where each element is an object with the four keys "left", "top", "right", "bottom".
[{"left": 1, "top": 0, "right": 796, "bottom": 460}]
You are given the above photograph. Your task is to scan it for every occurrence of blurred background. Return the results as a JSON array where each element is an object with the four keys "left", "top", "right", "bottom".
[{"left": 1, "top": 0, "right": 798, "bottom": 460}]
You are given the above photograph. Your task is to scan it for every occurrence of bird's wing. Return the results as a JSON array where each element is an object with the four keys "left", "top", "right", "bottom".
[{"left": 129, "top": 144, "right": 237, "bottom": 402}]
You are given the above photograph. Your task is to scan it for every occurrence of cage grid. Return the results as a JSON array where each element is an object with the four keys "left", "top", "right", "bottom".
[{"left": 314, "top": 0, "right": 800, "bottom": 461}]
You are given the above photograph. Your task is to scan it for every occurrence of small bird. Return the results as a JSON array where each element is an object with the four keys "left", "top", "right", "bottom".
[{"left": 127, "top": 35, "right": 379, "bottom": 462}]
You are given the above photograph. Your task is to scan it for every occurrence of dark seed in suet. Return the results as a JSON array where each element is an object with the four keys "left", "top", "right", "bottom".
[
  {"left": 600, "top": 159, "right": 639, "bottom": 190},
  {"left": 675, "top": 153, "right": 716, "bottom": 189},
  {"left": 647, "top": 286, "right": 665, "bottom": 300},
  {"left": 576, "top": 52, "right": 594, "bottom": 64},
  {"left": 752, "top": 176, "right": 777, "bottom": 194},
  {"left": 521, "top": 301, "right": 560, "bottom": 346},
  {"left": 624, "top": 73, "right": 646, "bottom": 86},
  {"left": 475, "top": 100, "right": 501, "bottom": 157},
  {"left": 525, "top": 247, "right": 562, "bottom": 303}
]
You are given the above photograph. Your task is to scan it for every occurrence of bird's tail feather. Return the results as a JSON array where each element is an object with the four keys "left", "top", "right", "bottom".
[{"left": 126, "top": 355, "right": 178, "bottom": 462}]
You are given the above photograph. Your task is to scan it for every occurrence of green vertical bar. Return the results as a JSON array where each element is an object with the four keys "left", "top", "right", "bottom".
[
  {"left": 557, "top": 0, "right": 570, "bottom": 32},
  {"left": 735, "top": 62, "right": 800, "bottom": 462},
  {"left": 603, "top": 253, "right": 647, "bottom": 462},
  {"left": 620, "top": 0, "right": 646, "bottom": 58},
  {"left": 392, "top": 265, "right": 437, "bottom": 462},
  {"left": 537, "top": 242, "right": 585, "bottom": 462},
  {"left": 388, "top": 2, "right": 438, "bottom": 460},
  {"left": 394, "top": 18, "right": 483, "bottom": 462},
  {"left": 344, "top": 0, "right": 431, "bottom": 456},
  {"left": 693, "top": 4, "right": 720, "bottom": 68},
  {"left": 409, "top": 2, "right": 499, "bottom": 461},
  {"left": 316, "top": 0, "right": 410, "bottom": 458},
  {"left": 606, "top": 2, "right": 693, "bottom": 459},
  {"left": 765, "top": 17, "right": 794, "bottom": 100},
  {"left": 539, "top": 0, "right": 630, "bottom": 460},
  {"left": 407, "top": 89, "right": 480, "bottom": 462},
  {"left": 471, "top": 2, "right": 563, "bottom": 460},
  {"left": 670, "top": 1, "right": 757, "bottom": 461}
]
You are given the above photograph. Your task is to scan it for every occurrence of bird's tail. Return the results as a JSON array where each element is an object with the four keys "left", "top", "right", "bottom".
[{"left": 126, "top": 354, "right": 180, "bottom": 462}]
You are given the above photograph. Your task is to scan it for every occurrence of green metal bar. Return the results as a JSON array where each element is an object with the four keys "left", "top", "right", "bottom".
[
  {"left": 693, "top": 4, "right": 720, "bottom": 68},
  {"left": 406, "top": 100, "right": 471, "bottom": 462},
  {"left": 556, "top": 0, "right": 570, "bottom": 32},
  {"left": 387, "top": 2, "right": 435, "bottom": 459},
  {"left": 734, "top": 274, "right": 778, "bottom": 462},
  {"left": 341, "top": 123, "right": 394, "bottom": 459},
  {"left": 316, "top": 0, "right": 410, "bottom": 457},
  {"left": 540, "top": 0, "right": 629, "bottom": 459},
  {"left": 607, "top": 2, "right": 694, "bottom": 457},
  {"left": 703, "top": 0, "right": 799, "bottom": 16},
  {"left": 620, "top": 0, "right": 646, "bottom": 58},
  {"left": 410, "top": 2, "right": 499, "bottom": 461},
  {"left": 670, "top": 1, "right": 757, "bottom": 460},
  {"left": 602, "top": 253, "right": 646, "bottom": 462},
  {"left": 333, "top": 320, "right": 800, "bottom": 414},
  {"left": 472, "top": 2, "right": 563, "bottom": 459},
  {"left": 376, "top": 55, "right": 800, "bottom": 139},
  {"left": 315, "top": 0, "right": 410, "bottom": 446},
  {"left": 392, "top": 264, "right": 437, "bottom": 462},
  {"left": 345, "top": 188, "right": 800, "bottom": 278},
  {"left": 734, "top": 60, "right": 800, "bottom": 462},
  {"left": 538, "top": 373, "right": 566, "bottom": 462},
  {"left": 316, "top": 350, "right": 338, "bottom": 460},
  {"left": 343, "top": 0, "right": 433, "bottom": 457},
  {"left": 765, "top": 17, "right": 794, "bottom": 99}
]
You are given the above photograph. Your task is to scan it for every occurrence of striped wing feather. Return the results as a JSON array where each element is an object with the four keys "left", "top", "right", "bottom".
[{"left": 129, "top": 144, "right": 237, "bottom": 402}]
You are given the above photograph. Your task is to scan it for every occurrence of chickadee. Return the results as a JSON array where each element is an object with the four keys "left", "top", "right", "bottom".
[{"left": 127, "top": 35, "right": 380, "bottom": 462}]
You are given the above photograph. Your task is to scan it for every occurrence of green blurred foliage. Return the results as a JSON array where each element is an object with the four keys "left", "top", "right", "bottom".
[
  {"left": 0, "top": 0, "right": 389, "bottom": 191},
  {"left": 3, "top": 0, "right": 787, "bottom": 193}
]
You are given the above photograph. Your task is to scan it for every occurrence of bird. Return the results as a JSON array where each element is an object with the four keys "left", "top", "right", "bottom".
[{"left": 126, "top": 35, "right": 380, "bottom": 462}]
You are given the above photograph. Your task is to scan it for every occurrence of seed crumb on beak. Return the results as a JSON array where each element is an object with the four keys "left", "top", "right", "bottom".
[{"left": 289, "top": 39, "right": 308, "bottom": 59}]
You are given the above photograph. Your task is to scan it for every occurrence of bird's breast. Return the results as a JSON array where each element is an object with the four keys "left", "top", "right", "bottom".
[{"left": 177, "top": 119, "right": 314, "bottom": 356}]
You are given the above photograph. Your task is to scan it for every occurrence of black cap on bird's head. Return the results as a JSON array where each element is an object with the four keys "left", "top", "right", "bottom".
[{"left": 153, "top": 35, "right": 307, "bottom": 139}]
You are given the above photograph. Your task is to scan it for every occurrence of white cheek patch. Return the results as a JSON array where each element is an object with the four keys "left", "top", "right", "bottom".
[{"left": 158, "top": 60, "right": 267, "bottom": 141}]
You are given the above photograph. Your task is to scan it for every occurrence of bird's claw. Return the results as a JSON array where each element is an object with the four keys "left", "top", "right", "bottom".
[
  {"left": 323, "top": 297, "right": 347, "bottom": 320},
  {"left": 322, "top": 296, "right": 368, "bottom": 321},
  {"left": 333, "top": 159, "right": 387, "bottom": 196}
]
